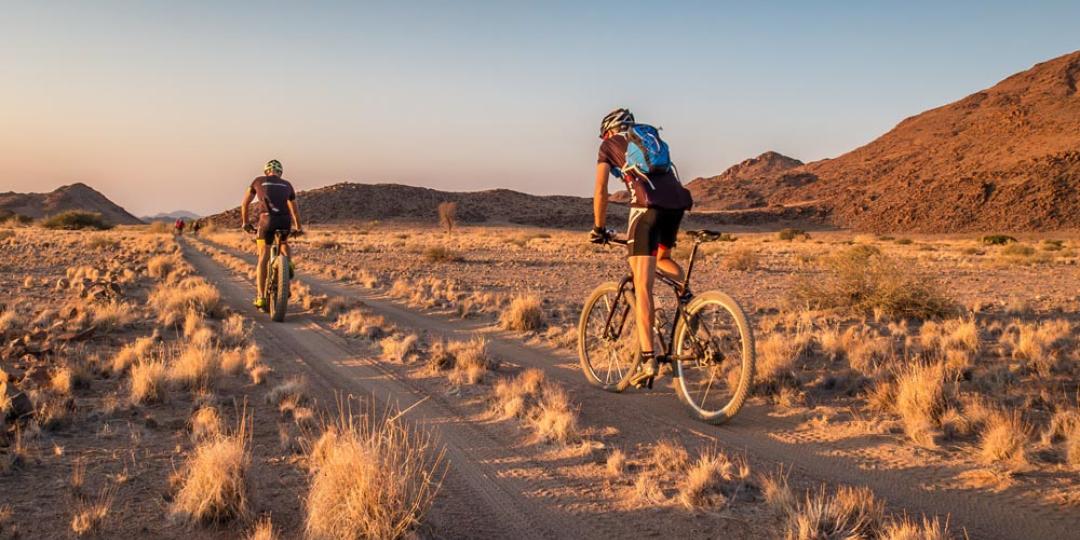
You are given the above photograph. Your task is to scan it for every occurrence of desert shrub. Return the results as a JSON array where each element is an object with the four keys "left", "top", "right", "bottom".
[
  {"left": 491, "top": 368, "right": 546, "bottom": 419},
  {"left": 380, "top": 334, "right": 420, "bottom": 362},
  {"left": 526, "top": 383, "right": 579, "bottom": 444},
  {"left": 112, "top": 336, "right": 156, "bottom": 374},
  {"left": 1000, "top": 243, "right": 1035, "bottom": 257},
  {"left": 265, "top": 376, "right": 308, "bottom": 406},
  {"left": 979, "top": 409, "right": 1029, "bottom": 467},
  {"left": 437, "top": 201, "right": 458, "bottom": 234},
  {"left": 89, "top": 301, "right": 135, "bottom": 331},
  {"left": 447, "top": 338, "right": 496, "bottom": 385},
  {"left": 782, "top": 485, "right": 883, "bottom": 539},
  {"left": 722, "top": 247, "right": 760, "bottom": 271},
  {"left": 149, "top": 277, "right": 221, "bottom": 324},
  {"left": 304, "top": 406, "right": 444, "bottom": 540},
  {"left": 677, "top": 448, "right": 751, "bottom": 509},
  {"left": 0, "top": 213, "right": 32, "bottom": 226},
  {"left": 892, "top": 361, "right": 948, "bottom": 446},
  {"left": 893, "top": 238, "right": 912, "bottom": 245},
  {"left": 190, "top": 406, "right": 223, "bottom": 443},
  {"left": 70, "top": 488, "right": 114, "bottom": 536},
  {"left": 499, "top": 294, "right": 545, "bottom": 332},
  {"left": 788, "top": 246, "right": 953, "bottom": 319},
  {"left": 171, "top": 414, "right": 252, "bottom": 524},
  {"left": 147, "top": 221, "right": 171, "bottom": 234},
  {"left": 777, "top": 228, "right": 809, "bottom": 241},
  {"left": 1041, "top": 239, "right": 1065, "bottom": 251},
  {"left": 606, "top": 449, "right": 627, "bottom": 477},
  {"left": 423, "top": 246, "right": 463, "bottom": 263},
  {"left": 86, "top": 235, "right": 119, "bottom": 250},
  {"left": 147, "top": 255, "right": 176, "bottom": 279},
  {"left": 169, "top": 344, "right": 219, "bottom": 390},
  {"left": 41, "top": 211, "right": 113, "bottom": 230},
  {"left": 981, "top": 234, "right": 1017, "bottom": 245}
]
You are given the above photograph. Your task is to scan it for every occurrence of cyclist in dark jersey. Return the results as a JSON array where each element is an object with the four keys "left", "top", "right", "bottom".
[
  {"left": 590, "top": 108, "right": 693, "bottom": 386},
  {"left": 240, "top": 159, "right": 303, "bottom": 309}
]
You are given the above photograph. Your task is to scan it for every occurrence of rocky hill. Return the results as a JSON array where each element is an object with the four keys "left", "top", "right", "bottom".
[
  {"left": 687, "top": 151, "right": 805, "bottom": 210},
  {"left": 689, "top": 50, "right": 1080, "bottom": 232},
  {"left": 142, "top": 210, "right": 200, "bottom": 223},
  {"left": 0, "top": 183, "right": 143, "bottom": 225},
  {"left": 204, "top": 182, "right": 625, "bottom": 229}
]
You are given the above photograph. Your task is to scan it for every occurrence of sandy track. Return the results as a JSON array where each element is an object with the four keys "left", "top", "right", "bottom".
[{"left": 185, "top": 237, "right": 1078, "bottom": 540}]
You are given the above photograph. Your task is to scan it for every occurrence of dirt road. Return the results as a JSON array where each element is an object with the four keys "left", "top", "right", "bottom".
[{"left": 183, "top": 237, "right": 1079, "bottom": 539}]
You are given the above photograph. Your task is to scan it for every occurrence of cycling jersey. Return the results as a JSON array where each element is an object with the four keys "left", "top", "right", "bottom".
[{"left": 248, "top": 176, "right": 296, "bottom": 217}]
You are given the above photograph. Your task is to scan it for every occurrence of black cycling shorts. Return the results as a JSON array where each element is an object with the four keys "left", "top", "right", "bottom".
[
  {"left": 626, "top": 208, "right": 684, "bottom": 257},
  {"left": 256, "top": 214, "right": 291, "bottom": 244}
]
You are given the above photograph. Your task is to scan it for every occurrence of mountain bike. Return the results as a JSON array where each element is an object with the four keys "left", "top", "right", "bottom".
[
  {"left": 259, "top": 229, "right": 296, "bottom": 322},
  {"left": 577, "top": 229, "right": 755, "bottom": 424}
]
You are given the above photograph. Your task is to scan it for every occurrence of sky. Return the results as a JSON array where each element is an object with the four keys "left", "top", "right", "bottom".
[{"left": 1, "top": 1, "right": 1077, "bottom": 216}]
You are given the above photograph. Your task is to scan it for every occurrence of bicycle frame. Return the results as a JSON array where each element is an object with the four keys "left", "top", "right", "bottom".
[{"left": 601, "top": 238, "right": 710, "bottom": 368}]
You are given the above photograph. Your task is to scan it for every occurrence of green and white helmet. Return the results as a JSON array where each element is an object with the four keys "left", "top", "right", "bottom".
[{"left": 264, "top": 159, "right": 283, "bottom": 176}]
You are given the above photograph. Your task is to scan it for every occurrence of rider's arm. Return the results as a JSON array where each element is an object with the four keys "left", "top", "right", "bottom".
[
  {"left": 287, "top": 199, "right": 302, "bottom": 231},
  {"left": 593, "top": 162, "right": 610, "bottom": 229},
  {"left": 240, "top": 188, "right": 254, "bottom": 226}
]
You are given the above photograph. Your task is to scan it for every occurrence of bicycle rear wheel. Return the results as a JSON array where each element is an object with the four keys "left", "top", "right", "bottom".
[
  {"left": 269, "top": 255, "right": 290, "bottom": 322},
  {"left": 578, "top": 281, "right": 641, "bottom": 392},
  {"left": 672, "top": 291, "right": 755, "bottom": 424}
]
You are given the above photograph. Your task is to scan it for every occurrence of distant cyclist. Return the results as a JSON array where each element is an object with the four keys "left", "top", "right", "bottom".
[
  {"left": 240, "top": 159, "right": 303, "bottom": 310},
  {"left": 590, "top": 108, "right": 693, "bottom": 386},
  {"left": 174, "top": 218, "right": 185, "bottom": 235}
]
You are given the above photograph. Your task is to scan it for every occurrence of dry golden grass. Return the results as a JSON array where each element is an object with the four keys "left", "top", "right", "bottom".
[
  {"left": 303, "top": 406, "right": 444, "bottom": 540},
  {"left": 49, "top": 366, "right": 75, "bottom": 395},
  {"left": 879, "top": 516, "right": 951, "bottom": 540},
  {"left": 147, "top": 254, "right": 176, "bottom": 279},
  {"left": 606, "top": 449, "right": 627, "bottom": 477},
  {"left": 526, "top": 383, "right": 579, "bottom": 444},
  {"left": 111, "top": 336, "right": 156, "bottom": 374},
  {"left": 979, "top": 409, "right": 1029, "bottom": 467},
  {"left": 491, "top": 368, "right": 546, "bottom": 419},
  {"left": 70, "top": 488, "right": 114, "bottom": 537},
  {"left": 499, "top": 294, "right": 545, "bottom": 332},
  {"left": 760, "top": 471, "right": 796, "bottom": 515},
  {"left": 1012, "top": 319, "right": 1072, "bottom": 376},
  {"left": 130, "top": 359, "right": 168, "bottom": 404},
  {"left": 446, "top": 338, "right": 496, "bottom": 385},
  {"left": 169, "top": 344, "right": 219, "bottom": 391},
  {"left": 246, "top": 515, "right": 278, "bottom": 540},
  {"left": 265, "top": 376, "right": 307, "bottom": 406},
  {"left": 219, "top": 348, "right": 246, "bottom": 375},
  {"left": 756, "top": 331, "right": 810, "bottom": 390},
  {"left": 219, "top": 313, "right": 250, "bottom": 348},
  {"left": 789, "top": 246, "right": 953, "bottom": 319},
  {"left": 380, "top": 333, "right": 419, "bottom": 363},
  {"left": 171, "top": 413, "right": 251, "bottom": 524},
  {"left": 89, "top": 301, "right": 135, "bottom": 331},
  {"left": 190, "top": 406, "right": 223, "bottom": 443},
  {"left": 335, "top": 308, "right": 390, "bottom": 339},
  {"left": 677, "top": 447, "right": 750, "bottom": 509},
  {"left": 149, "top": 277, "right": 222, "bottom": 326},
  {"left": 892, "top": 361, "right": 948, "bottom": 446},
  {"left": 648, "top": 439, "right": 690, "bottom": 473},
  {"left": 781, "top": 485, "right": 883, "bottom": 540}
]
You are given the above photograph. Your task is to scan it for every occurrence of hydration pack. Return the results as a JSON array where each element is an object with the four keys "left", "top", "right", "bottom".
[
  {"left": 616, "top": 125, "right": 692, "bottom": 210},
  {"left": 621, "top": 124, "right": 672, "bottom": 177}
]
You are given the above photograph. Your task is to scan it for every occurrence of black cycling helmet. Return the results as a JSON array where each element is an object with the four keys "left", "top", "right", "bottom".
[{"left": 600, "top": 108, "right": 634, "bottom": 137}]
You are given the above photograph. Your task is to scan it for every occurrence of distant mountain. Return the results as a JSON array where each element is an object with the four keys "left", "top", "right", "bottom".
[
  {"left": 688, "top": 50, "right": 1080, "bottom": 232},
  {"left": 0, "top": 183, "right": 143, "bottom": 225},
  {"left": 141, "top": 210, "right": 200, "bottom": 222},
  {"left": 687, "top": 151, "right": 805, "bottom": 210}
]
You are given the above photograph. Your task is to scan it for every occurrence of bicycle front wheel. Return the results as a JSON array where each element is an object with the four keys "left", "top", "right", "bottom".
[
  {"left": 672, "top": 291, "right": 755, "bottom": 424},
  {"left": 578, "top": 281, "right": 641, "bottom": 392},
  {"left": 269, "top": 255, "right": 290, "bottom": 322}
]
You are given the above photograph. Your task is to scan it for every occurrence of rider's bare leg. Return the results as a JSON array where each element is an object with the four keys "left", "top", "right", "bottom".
[
  {"left": 655, "top": 245, "right": 684, "bottom": 284},
  {"left": 256, "top": 241, "right": 270, "bottom": 298},
  {"left": 630, "top": 255, "right": 658, "bottom": 355}
]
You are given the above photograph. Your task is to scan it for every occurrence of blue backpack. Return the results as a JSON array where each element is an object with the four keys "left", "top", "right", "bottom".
[{"left": 621, "top": 124, "right": 672, "bottom": 177}]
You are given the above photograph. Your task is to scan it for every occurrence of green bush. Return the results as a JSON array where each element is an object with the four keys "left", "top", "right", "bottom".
[
  {"left": 981, "top": 234, "right": 1017, "bottom": 246},
  {"left": 777, "top": 228, "right": 809, "bottom": 241},
  {"left": 41, "top": 211, "right": 113, "bottom": 230}
]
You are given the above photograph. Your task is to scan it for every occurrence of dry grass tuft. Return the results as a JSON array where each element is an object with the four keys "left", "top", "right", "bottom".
[
  {"left": 979, "top": 409, "right": 1029, "bottom": 467},
  {"left": 335, "top": 308, "right": 391, "bottom": 340},
  {"left": 499, "top": 294, "right": 545, "bottom": 332},
  {"left": 761, "top": 471, "right": 796, "bottom": 515},
  {"left": 70, "top": 488, "right": 115, "bottom": 536},
  {"left": 265, "top": 376, "right": 307, "bottom": 406},
  {"left": 190, "top": 406, "right": 223, "bottom": 443},
  {"left": 880, "top": 516, "right": 951, "bottom": 540},
  {"left": 149, "top": 277, "right": 222, "bottom": 325},
  {"left": 491, "top": 369, "right": 546, "bottom": 419},
  {"left": 220, "top": 313, "right": 250, "bottom": 348},
  {"left": 722, "top": 247, "right": 760, "bottom": 271},
  {"left": 111, "top": 336, "right": 156, "bottom": 374},
  {"left": 303, "top": 406, "right": 444, "bottom": 540},
  {"left": 677, "top": 447, "right": 750, "bottom": 509},
  {"left": 380, "top": 334, "right": 420, "bottom": 363},
  {"left": 782, "top": 485, "right": 884, "bottom": 540},
  {"left": 169, "top": 344, "right": 219, "bottom": 391},
  {"left": 89, "top": 301, "right": 135, "bottom": 331},
  {"left": 892, "top": 361, "right": 948, "bottom": 446},
  {"left": 246, "top": 515, "right": 278, "bottom": 540},
  {"left": 649, "top": 439, "right": 690, "bottom": 473},
  {"left": 447, "top": 338, "right": 497, "bottom": 385},
  {"left": 130, "top": 359, "right": 168, "bottom": 404},
  {"left": 147, "top": 255, "right": 176, "bottom": 279},
  {"left": 171, "top": 413, "right": 252, "bottom": 524},
  {"left": 1012, "top": 319, "right": 1072, "bottom": 376},
  {"left": 526, "top": 383, "right": 579, "bottom": 444},
  {"left": 606, "top": 449, "right": 627, "bottom": 477}
]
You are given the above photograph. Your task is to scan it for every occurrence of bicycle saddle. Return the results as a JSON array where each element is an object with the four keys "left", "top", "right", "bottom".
[{"left": 686, "top": 229, "right": 727, "bottom": 242}]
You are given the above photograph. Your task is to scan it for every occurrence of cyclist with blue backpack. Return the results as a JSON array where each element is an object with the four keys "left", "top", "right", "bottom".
[{"left": 590, "top": 108, "right": 694, "bottom": 386}]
